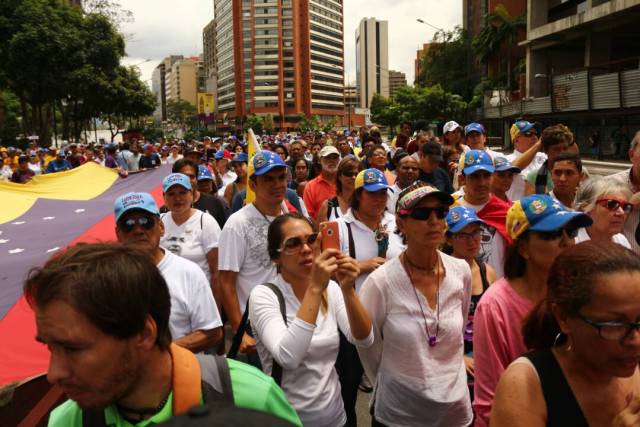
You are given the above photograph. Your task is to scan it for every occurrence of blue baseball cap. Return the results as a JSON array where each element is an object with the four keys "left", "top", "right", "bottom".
[
  {"left": 248, "top": 151, "right": 287, "bottom": 176},
  {"left": 446, "top": 206, "right": 486, "bottom": 233},
  {"left": 507, "top": 195, "right": 593, "bottom": 240},
  {"left": 114, "top": 192, "right": 160, "bottom": 222},
  {"left": 465, "top": 122, "right": 486, "bottom": 135},
  {"left": 162, "top": 173, "right": 192, "bottom": 192},
  {"left": 462, "top": 150, "right": 495, "bottom": 175},
  {"left": 355, "top": 168, "right": 388, "bottom": 192},
  {"left": 494, "top": 156, "right": 521, "bottom": 173},
  {"left": 232, "top": 152, "right": 248, "bottom": 164},
  {"left": 197, "top": 165, "right": 214, "bottom": 181}
]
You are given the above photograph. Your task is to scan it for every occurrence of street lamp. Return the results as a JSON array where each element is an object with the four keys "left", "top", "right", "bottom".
[{"left": 416, "top": 19, "right": 444, "bottom": 32}]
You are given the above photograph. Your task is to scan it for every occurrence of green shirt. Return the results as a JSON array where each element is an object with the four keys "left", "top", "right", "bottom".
[{"left": 47, "top": 359, "right": 301, "bottom": 427}]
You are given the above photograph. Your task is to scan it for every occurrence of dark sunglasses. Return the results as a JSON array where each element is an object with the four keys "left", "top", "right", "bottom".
[
  {"left": 118, "top": 216, "right": 156, "bottom": 233},
  {"left": 534, "top": 225, "right": 579, "bottom": 241},
  {"left": 596, "top": 198, "right": 633, "bottom": 214},
  {"left": 408, "top": 206, "right": 449, "bottom": 221},
  {"left": 279, "top": 233, "right": 319, "bottom": 254},
  {"left": 341, "top": 171, "right": 358, "bottom": 178}
]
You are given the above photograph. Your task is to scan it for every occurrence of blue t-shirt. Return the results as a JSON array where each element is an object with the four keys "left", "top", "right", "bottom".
[{"left": 46, "top": 159, "right": 73, "bottom": 173}]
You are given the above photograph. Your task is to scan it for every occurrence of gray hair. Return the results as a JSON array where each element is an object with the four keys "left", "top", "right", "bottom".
[
  {"left": 631, "top": 131, "right": 640, "bottom": 152},
  {"left": 574, "top": 177, "right": 632, "bottom": 213}
]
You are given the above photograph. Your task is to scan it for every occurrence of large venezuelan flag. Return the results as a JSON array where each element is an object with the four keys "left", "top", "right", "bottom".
[{"left": 0, "top": 163, "right": 171, "bottom": 386}]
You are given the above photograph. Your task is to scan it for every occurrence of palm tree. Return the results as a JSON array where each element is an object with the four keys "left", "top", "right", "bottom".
[{"left": 472, "top": 4, "right": 526, "bottom": 90}]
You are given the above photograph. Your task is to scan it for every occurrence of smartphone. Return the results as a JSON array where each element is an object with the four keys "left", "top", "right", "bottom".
[{"left": 320, "top": 221, "right": 340, "bottom": 252}]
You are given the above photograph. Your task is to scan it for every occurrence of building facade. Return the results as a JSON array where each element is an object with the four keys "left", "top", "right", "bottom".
[
  {"left": 151, "top": 55, "right": 184, "bottom": 123},
  {"left": 355, "top": 17, "right": 389, "bottom": 108},
  {"left": 388, "top": 70, "right": 407, "bottom": 98},
  {"left": 414, "top": 43, "right": 431, "bottom": 85},
  {"left": 202, "top": 18, "right": 218, "bottom": 101},
  {"left": 213, "top": 0, "right": 345, "bottom": 131}
]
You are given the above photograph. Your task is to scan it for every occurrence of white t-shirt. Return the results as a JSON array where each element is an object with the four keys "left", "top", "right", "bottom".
[
  {"left": 28, "top": 163, "right": 42, "bottom": 175},
  {"left": 575, "top": 227, "right": 631, "bottom": 249},
  {"left": 249, "top": 276, "right": 374, "bottom": 427},
  {"left": 165, "top": 154, "right": 183, "bottom": 165},
  {"left": 457, "top": 197, "right": 507, "bottom": 279},
  {"left": 386, "top": 183, "right": 401, "bottom": 213},
  {"left": 218, "top": 203, "right": 281, "bottom": 314},
  {"left": 505, "top": 150, "right": 547, "bottom": 202},
  {"left": 217, "top": 170, "right": 238, "bottom": 197},
  {"left": 336, "top": 209, "right": 406, "bottom": 292},
  {"left": 160, "top": 210, "right": 220, "bottom": 279},
  {"left": 157, "top": 250, "right": 222, "bottom": 339}
]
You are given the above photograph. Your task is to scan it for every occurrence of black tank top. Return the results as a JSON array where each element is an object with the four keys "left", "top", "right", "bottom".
[
  {"left": 464, "top": 259, "right": 491, "bottom": 354},
  {"left": 523, "top": 348, "right": 589, "bottom": 427}
]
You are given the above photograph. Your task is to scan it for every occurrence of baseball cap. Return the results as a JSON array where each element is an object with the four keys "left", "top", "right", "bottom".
[
  {"left": 506, "top": 195, "right": 593, "bottom": 240},
  {"left": 464, "top": 122, "right": 486, "bottom": 135},
  {"left": 446, "top": 206, "right": 486, "bottom": 233},
  {"left": 319, "top": 145, "right": 340, "bottom": 158},
  {"left": 18, "top": 155, "right": 28, "bottom": 163},
  {"left": 58, "top": 150, "right": 66, "bottom": 158},
  {"left": 143, "top": 143, "right": 154, "bottom": 151},
  {"left": 231, "top": 152, "right": 248, "bottom": 164},
  {"left": 355, "top": 168, "right": 388, "bottom": 192},
  {"left": 114, "top": 192, "right": 160, "bottom": 222},
  {"left": 494, "top": 156, "right": 521, "bottom": 173},
  {"left": 197, "top": 165, "right": 214, "bottom": 181},
  {"left": 396, "top": 182, "right": 454, "bottom": 215},
  {"left": 162, "top": 173, "right": 192, "bottom": 192},
  {"left": 509, "top": 120, "right": 537, "bottom": 141},
  {"left": 461, "top": 150, "right": 495, "bottom": 175},
  {"left": 248, "top": 151, "right": 287, "bottom": 176},
  {"left": 443, "top": 121, "right": 462, "bottom": 134},
  {"left": 422, "top": 141, "right": 444, "bottom": 163},
  {"left": 215, "top": 150, "right": 233, "bottom": 161}
]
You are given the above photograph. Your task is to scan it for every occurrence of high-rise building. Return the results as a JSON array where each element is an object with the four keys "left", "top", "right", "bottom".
[
  {"left": 152, "top": 55, "right": 184, "bottom": 122},
  {"left": 388, "top": 70, "right": 407, "bottom": 98},
  {"left": 202, "top": 18, "right": 217, "bottom": 100},
  {"left": 213, "top": 0, "right": 345, "bottom": 130},
  {"left": 165, "top": 56, "right": 206, "bottom": 106},
  {"left": 414, "top": 43, "right": 431, "bottom": 84},
  {"left": 355, "top": 18, "right": 389, "bottom": 108}
]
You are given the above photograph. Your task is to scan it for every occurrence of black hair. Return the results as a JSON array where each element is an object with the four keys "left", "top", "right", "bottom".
[
  {"left": 550, "top": 151, "right": 582, "bottom": 172},
  {"left": 172, "top": 158, "right": 198, "bottom": 174}
]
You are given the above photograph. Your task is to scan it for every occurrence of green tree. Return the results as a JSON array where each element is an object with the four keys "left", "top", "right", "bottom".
[
  {"left": 167, "top": 99, "right": 197, "bottom": 131},
  {"left": 262, "top": 114, "right": 274, "bottom": 133},
  {"left": 472, "top": 4, "right": 526, "bottom": 90},
  {"left": 245, "top": 115, "right": 264, "bottom": 135},
  {"left": 297, "top": 114, "right": 321, "bottom": 132},
  {"left": 370, "top": 93, "right": 402, "bottom": 131},
  {"left": 0, "top": 90, "right": 22, "bottom": 145}
]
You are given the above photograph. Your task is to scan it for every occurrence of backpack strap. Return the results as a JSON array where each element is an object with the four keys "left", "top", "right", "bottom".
[
  {"left": 535, "top": 163, "right": 549, "bottom": 195},
  {"left": 227, "top": 300, "right": 250, "bottom": 360},
  {"left": 170, "top": 343, "right": 203, "bottom": 415},
  {"left": 196, "top": 354, "right": 234, "bottom": 406},
  {"left": 346, "top": 222, "right": 356, "bottom": 259},
  {"left": 477, "top": 259, "right": 491, "bottom": 292},
  {"left": 200, "top": 211, "right": 204, "bottom": 230}
]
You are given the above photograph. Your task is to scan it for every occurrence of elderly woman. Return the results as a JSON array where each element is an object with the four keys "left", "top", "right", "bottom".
[
  {"left": 357, "top": 182, "right": 472, "bottom": 426},
  {"left": 317, "top": 156, "right": 362, "bottom": 223},
  {"left": 249, "top": 213, "right": 372, "bottom": 427},
  {"left": 492, "top": 241, "right": 640, "bottom": 426},
  {"left": 574, "top": 177, "right": 633, "bottom": 248},
  {"left": 472, "top": 195, "right": 593, "bottom": 427}
]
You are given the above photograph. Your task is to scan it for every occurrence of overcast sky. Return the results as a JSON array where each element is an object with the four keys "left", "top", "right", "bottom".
[{"left": 121, "top": 0, "right": 461, "bottom": 87}]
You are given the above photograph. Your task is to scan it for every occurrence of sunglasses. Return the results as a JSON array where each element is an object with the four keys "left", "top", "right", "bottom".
[
  {"left": 453, "top": 229, "right": 483, "bottom": 240},
  {"left": 407, "top": 206, "right": 449, "bottom": 221},
  {"left": 596, "top": 198, "right": 633, "bottom": 214},
  {"left": 118, "top": 216, "right": 156, "bottom": 233},
  {"left": 534, "top": 225, "right": 579, "bottom": 241},
  {"left": 341, "top": 171, "right": 358, "bottom": 178},
  {"left": 278, "top": 233, "right": 319, "bottom": 254}
]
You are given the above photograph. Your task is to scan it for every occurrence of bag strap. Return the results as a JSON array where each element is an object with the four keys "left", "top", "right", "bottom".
[
  {"left": 227, "top": 300, "right": 250, "bottom": 360},
  {"left": 477, "top": 259, "right": 491, "bottom": 292},
  {"left": 535, "top": 163, "right": 548, "bottom": 194},
  {"left": 346, "top": 223, "right": 356, "bottom": 259},
  {"left": 196, "top": 354, "right": 235, "bottom": 406}
]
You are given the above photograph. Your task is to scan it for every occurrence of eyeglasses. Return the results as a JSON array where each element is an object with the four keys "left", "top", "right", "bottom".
[
  {"left": 407, "top": 206, "right": 449, "bottom": 221},
  {"left": 341, "top": 171, "right": 358, "bottom": 178},
  {"left": 278, "top": 233, "right": 319, "bottom": 254},
  {"left": 596, "top": 198, "right": 633, "bottom": 214},
  {"left": 533, "top": 225, "right": 579, "bottom": 241},
  {"left": 371, "top": 151, "right": 386, "bottom": 158},
  {"left": 453, "top": 229, "right": 483, "bottom": 240},
  {"left": 577, "top": 313, "right": 640, "bottom": 341},
  {"left": 118, "top": 216, "right": 156, "bottom": 233}
]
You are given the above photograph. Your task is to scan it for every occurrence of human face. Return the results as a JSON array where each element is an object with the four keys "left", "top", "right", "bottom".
[
  {"left": 290, "top": 143, "right": 303, "bottom": 160},
  {"left": 521, "top": 228, "right": 575, "bottom": 274},
  {"left": 275, "top": 147, "right": 286, "bottom": 161},
  {"left": 466, "top": 132, "right": 486, "bottom": 150},
  {"left": 177, "top": 165, "right": 198, "bottom": 192},
  {"left": 551, "top": 160, "right": 581, "bottom": 197},
  {"left": 445, "top": 129, "right": 463, "bottom": 146},
  {"left": 397, "top": 157, "right": 419, "bottom": 188},
  {"left": 588, "top": 192, "right": 630, "bottom": 238},
  {"left": 462, "top": 170, "right": 492, "bottom": 204},
  {"left": 563, "top": 271, "right": 640, "bottom": 378},
  {"left": 311, "top": 144, "right": 321, "bottom": 155},
  {"left": 358, "top": 189, "right": 388, "bottom": 218},
  {"left": 337, "top": 140, "right": 350, "bottom": 156},
  {"left": 397, "top": 196, "right": 447, "bottom": 248},
  {"left": 449, "top": 223, "right": 483, "bottom": 260},
  {"left": 514, "top": 131, "right": 538, "bottom": 152},
  {"left": 216, "top": 158, "right": 229, "bottom": 173},
  {"left": 320, "top": 154, "right": 340, "bottom": 173},
  {"left": 36, "top": 301, "right": 142, "bottom": 410},
  {"left": 294, "top": 159, "right": 308, "bottom": 181},
  {"left": 400, "top": 123, "right": 412, "bottom": 136},
  {"left": 418, "top": 152, "right": 439, "bottom": 174},
  {"left": 338, "top": 166, "right": 358, "bottom": 193},
  {"left": 163, "top": 185, "right": 193, "bottom": 214},
  {"left": 116, "top": 211, "right": 164, "bottom": 252},
  {"left": 545, "top": 142, "right": 569, "bottom": 164},
  {"left": 368, "top": 148, "right": 387, "bottom": 170},
  {"left": 275, "top": 219, "right": 315, "bottom": 278},
  {"left": 251, "top": 167, "right": 287, "bottom": 206},
  {"left": 490, "top": 171, "right": 515, "bottom": 196},
  {"left": 362, "top": 141, "right": 375, "bottom": 154},
  {"left": 198, "top": 179, "right": 214, "bottom": 194},
  {"left": 232, "top": 161, "right": 247, "bottom": 179},
  {"left": 235, "top": 145, "right": 244, "bottom": 154}
]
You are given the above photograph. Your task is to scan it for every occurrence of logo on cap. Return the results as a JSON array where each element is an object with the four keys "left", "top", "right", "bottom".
[
  {"left": 364, "top": 170, "right": 377, "bottom": 183},
  {"left": 530, "top": 199, "right": 547, "bottom": 215},
  {"left": 451, "top": 211, "right": 461, "bottom": 222},
  {"left": 254, "top": 153, "right": 267, "bottom": 169},
  {"left": 465, "top": 152, "right": 477, "bottom": 166},
  {"left": 121, "top": 193, "right": 145, "bottom": 209}
]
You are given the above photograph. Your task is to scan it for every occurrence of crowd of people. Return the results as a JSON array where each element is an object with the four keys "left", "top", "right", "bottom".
[{"left": 18, "top": 120, "right": 640, "bottom": 427}]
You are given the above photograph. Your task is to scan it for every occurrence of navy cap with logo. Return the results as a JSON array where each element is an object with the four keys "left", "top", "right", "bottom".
[
  {"left": 248, "top": 151, "right": 287, "bottom": 176},
  {"left": 462, "top": 150, "right": 495, "bottom": 175}
]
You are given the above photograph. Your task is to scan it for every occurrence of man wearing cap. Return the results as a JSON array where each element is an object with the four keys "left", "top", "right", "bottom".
[
  {"left": 45, "top": 150, "right": 73, "bottom": 173},
  {"left": 219, "top": 151, "right": 294, "bottom": 357},
  {"left": 464, "top": 123, "right": 500, "bottom": 159},
  {"left": 443, "top": 121, "right": 466, "bottom": 153},
  {"left": 224, "top": 153, "right": 249, "bottom": 206},
  {"left": 211, "top": 149, "right": 236, "bottom": 193},
  {"left": 197, "top": 165, "right": 216, "bottom": 196},
  {"left": 504, "top": 120, "right": 544, "bottom": 201},
  {"left": 455, "top": 150, "right": 511, "bottom": 278},
  {"left": 11, "top": 155, "right": 36, "bottom": 183},
  {"left": 139, "top": 143, "right": 162, "bottom": 169},
  {"left": 490, "top": 157, "right": 521, "bottom": 204},
  {"left": 417, "top": 141, "right": 455, "bottom": 194},
  {"left": 303, "top": 145, "right": 339, "bottom": 219},
  {"left": 114, "top": 192, "right": 223, "bottom": 353}
]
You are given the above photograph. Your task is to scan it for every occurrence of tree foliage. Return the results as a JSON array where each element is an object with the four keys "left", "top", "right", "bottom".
[
  {"left": 245, "top": 115, "right": 264, "bottom": 135},
  {"left": 167, "top": 100, "right": 197, "bottom": 130}
]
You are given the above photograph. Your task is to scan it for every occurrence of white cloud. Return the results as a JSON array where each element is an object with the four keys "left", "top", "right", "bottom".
[{"left": 119, "top": 0, "right": 461, "bottom": 87}]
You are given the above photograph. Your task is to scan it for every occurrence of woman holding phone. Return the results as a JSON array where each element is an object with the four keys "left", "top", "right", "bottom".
[{"left": 249, "top": 213, "right": 373, "bottom": 427}]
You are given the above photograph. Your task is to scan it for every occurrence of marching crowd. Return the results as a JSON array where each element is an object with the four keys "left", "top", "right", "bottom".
[{"left": 19, "top": 120, "right": 640, "bottom": 427}]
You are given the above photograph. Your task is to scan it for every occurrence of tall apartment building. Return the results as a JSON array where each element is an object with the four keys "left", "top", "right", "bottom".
[
  {"left": 202, "top": 18, "right": 217, "bottom": 98},
  {"left": 152, "top": 55, "right": 184, "bottom": 122},
  {"left": 414, "top": 43, "right": 431, "bottom": 84},
  {"left": 214, "top": 0, "right": 345, "bottom": 130},
  {"left": 388, "top": 70, "right": 407, "bottom": 98},
  {"left": 355, "top": 18, "right": 389, "bottom": 108},
  {"left": 165, "top": 57, "right": 206, "bottom": 106}
]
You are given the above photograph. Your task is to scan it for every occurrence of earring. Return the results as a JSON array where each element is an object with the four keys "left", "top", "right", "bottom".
[{"left": 553, "top": 332, "right": 565, "bottom": 347}]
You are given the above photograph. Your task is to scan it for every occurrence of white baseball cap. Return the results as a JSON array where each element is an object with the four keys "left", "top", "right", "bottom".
[{"left": 443, "top": 121, "right": 462, "bottom": 134}]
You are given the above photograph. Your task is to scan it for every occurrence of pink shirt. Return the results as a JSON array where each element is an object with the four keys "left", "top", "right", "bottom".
[{"left": 472, "top": 277, "right": 533, "bottom": 427}]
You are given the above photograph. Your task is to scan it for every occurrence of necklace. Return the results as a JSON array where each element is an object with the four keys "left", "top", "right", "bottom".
[
  {"left": 253, "top": 203, "right": 283, "bottom": 224},
  {"left": 403, "top": 252, "right": 440, "bottom": 347},
  {"left": 117, "top": 391, "right": 171, "bottom": 422},
  {"left": 404, "top": 251, "right": 438, "bottom": 275}
]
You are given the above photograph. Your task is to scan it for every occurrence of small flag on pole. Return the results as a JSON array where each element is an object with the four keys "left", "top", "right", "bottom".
[{"left": 245, "top": 128, "right": 262, "bottom": 204}]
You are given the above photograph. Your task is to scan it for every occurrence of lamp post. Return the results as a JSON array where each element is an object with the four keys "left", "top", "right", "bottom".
[{"left": 416, "top": 19, "right": 444, "bottom": 33}]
